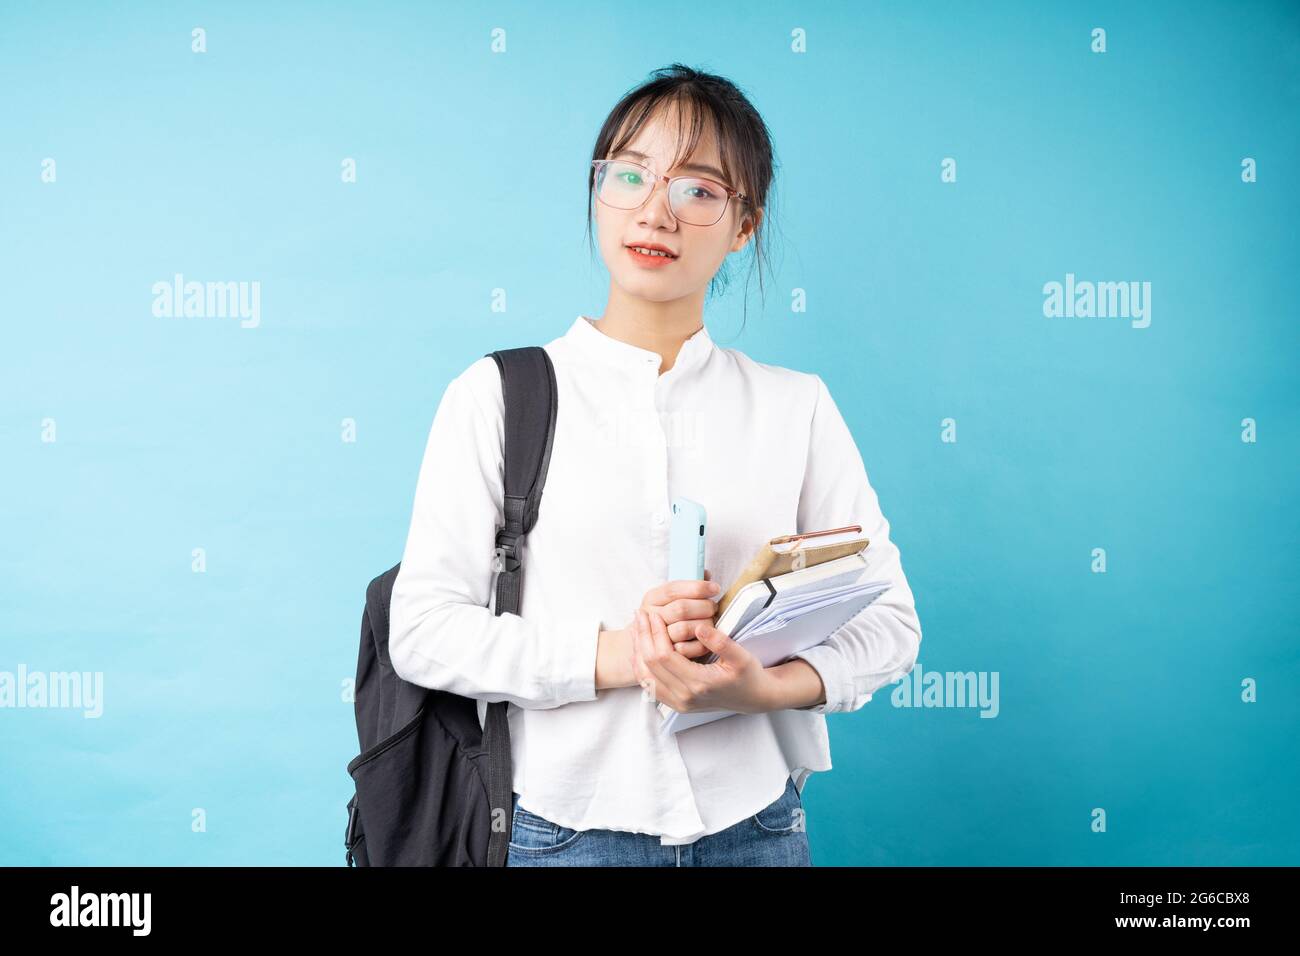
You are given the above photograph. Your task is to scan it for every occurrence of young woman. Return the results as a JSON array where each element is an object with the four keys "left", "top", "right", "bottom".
[{"left": 388, "top": 64, "right": 922, "bottom": 867}]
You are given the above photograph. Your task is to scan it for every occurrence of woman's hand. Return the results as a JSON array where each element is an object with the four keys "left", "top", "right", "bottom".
[
  {"left": 630, "top": 606, "right": 777, "bottom": 716},
  {"left": 633, "top": 571, "right": 721, "bottom": 661}
]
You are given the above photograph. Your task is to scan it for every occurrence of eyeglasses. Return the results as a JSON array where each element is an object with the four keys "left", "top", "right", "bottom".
[{"left": 590, "top": 158, "right": 747, "bottom": 227}]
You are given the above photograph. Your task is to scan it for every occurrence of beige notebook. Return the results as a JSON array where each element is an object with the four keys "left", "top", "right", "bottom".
[{"left": 714, "top": 524, "right": 869, "bottom": 621}]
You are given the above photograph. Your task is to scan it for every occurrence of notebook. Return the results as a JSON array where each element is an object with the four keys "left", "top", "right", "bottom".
[
  {"left": 712, "top": 524, "right": 872, "bottom": 622},
  {"left": 656, "top": 535, "right": 892, "bottom": 735}
]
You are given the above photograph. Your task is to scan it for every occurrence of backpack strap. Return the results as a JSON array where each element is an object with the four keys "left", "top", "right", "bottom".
[{"left": 483, "top": 346, "right": 558, "bottom": 867}]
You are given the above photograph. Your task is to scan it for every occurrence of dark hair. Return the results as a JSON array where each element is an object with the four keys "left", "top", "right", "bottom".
[{"left": 585, "top": 63, "right": 780, "bottom": 334}]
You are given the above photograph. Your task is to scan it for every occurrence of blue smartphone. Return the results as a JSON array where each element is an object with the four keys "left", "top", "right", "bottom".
[{"left": 668, "top": 496, "right": 707, "bottom": 581}]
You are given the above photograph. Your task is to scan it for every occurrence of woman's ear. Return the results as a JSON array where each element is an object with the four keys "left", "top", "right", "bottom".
[{"left": 730, "top": 206, "right": 761, "bottom": 253}]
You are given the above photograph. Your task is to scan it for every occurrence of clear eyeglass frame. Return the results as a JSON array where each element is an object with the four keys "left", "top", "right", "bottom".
[{"left": 590, "top": 158, "right": 748, "bottom": 226}]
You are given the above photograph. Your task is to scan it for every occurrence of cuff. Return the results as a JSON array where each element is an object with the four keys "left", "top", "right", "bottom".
[
  {"left": 546, "top": 615, "right": 602, "bottom": 706},
  {"left": 789, "top": 645, "right": 857, "bottom": 714}
]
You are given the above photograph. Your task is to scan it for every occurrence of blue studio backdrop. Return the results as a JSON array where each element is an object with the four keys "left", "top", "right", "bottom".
[{"left": 1, "top": 1, "right": 1296, "bottom": 865}]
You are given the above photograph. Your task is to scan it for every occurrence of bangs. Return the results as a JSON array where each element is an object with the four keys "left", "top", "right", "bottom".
[{"left": 605, "top": 93, "right": 747, "bottom": 198}]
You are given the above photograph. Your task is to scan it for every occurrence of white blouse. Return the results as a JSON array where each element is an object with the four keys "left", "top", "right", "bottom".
[{"left": 389, "top": 315, "right": 922, "bottom": 845}]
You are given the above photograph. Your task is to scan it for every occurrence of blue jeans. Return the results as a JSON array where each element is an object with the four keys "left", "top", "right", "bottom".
[{"left": 505, "top": 776, "right": 812, "bottom": 866}]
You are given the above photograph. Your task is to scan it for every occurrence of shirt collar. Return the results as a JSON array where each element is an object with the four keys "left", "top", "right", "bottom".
[{"left": 566, "top": 314, "right": 715, "bottom": 375}]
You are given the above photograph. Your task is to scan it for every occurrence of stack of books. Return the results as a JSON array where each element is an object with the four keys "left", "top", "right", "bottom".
[{"left": 657, "top": 524, "right": 892, "bottom": 735}]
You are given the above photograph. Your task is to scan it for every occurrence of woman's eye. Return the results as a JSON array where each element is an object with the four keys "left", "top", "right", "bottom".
[{"left": 618, "top": 172, "right": 643, "bottom": 186}]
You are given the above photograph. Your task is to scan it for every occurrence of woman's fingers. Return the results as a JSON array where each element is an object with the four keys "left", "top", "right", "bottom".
[
  {"left": 642, "top": 577, "right": 720, "bottom": 608},
  {"left": 651, "top": 597, "right": 718, "bottom": 629},
  {"left": 639, "top": 609, "right": 693, "bottom": 702},
  {"left": 668, "top": 620, "right": 715, "bottom": 658}
]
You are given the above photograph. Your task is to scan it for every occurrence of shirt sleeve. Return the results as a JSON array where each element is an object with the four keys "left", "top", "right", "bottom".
[
  {"left": 787, "top": 374, "right": 922, "bottom": 714},
  {"left": 388, "top": 357, "right": 602, "bottom": 710}
]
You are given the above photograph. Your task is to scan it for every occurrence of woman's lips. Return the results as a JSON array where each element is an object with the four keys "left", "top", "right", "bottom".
[{"left": 626, "top": 246, "right": 678, "bottom": 268}]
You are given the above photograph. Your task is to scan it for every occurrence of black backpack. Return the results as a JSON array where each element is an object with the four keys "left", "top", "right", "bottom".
[{"left": 344, "top": 346, "right": 558, "bottom": 866}]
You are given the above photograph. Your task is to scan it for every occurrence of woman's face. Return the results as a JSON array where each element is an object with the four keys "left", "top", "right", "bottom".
[{"left": 594, "top": 107, "right": 756, "bottom": 305}]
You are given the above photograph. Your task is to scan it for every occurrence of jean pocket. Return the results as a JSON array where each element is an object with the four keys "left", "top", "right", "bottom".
[
  {"left": 751, "top": 778, "right": 806, "bottom": 835},
  {"left": 508, "top": 802, "right": 585, "bottom": 855}
]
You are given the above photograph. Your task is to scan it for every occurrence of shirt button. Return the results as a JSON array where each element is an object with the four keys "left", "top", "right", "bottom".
[{"left": 652, "top": 511, "right": 665, "bottom": 525}]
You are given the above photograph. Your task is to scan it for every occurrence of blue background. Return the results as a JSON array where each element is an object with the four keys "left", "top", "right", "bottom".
[{"left": 1, "top": 0, "right": 1296, "bottom": 865}]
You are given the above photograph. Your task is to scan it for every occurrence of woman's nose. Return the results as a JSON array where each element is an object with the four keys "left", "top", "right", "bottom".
[{"left": 637, "top": 180, "right": 677, "bottom": 228}]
